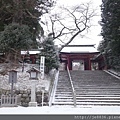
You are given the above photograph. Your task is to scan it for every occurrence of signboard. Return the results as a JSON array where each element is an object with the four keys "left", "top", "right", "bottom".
[
  {"left": 9, "top": 71, "right": 17, "bottom": 84},
  {"left": 9, "top": 70, "right": 17, "bottom": 97},
  {"left": 31, "top": 71, "right": 37, "bottom": 79},
  {"left": 40, "top": 56, "right": 45, "bottom": 79}
]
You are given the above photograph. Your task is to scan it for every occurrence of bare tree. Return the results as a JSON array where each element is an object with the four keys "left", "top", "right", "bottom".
[{"left": 44, "top": 2, "right": 97, "bottom": 52}]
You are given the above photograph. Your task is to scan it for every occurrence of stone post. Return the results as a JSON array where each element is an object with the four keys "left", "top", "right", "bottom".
[{"left": 29, "top": 81, "right": 37, "bottom": 107}]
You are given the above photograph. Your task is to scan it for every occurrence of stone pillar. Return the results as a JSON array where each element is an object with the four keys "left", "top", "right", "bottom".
[{"left": 29, "top": 81, "right": 37, "bottom": 107}]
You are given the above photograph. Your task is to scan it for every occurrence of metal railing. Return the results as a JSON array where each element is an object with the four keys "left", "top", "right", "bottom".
[{"left": 67, "top": 66, "right": 76, "bottom": 107}]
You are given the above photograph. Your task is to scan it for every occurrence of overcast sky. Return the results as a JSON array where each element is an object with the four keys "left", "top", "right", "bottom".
[
  {"left": 56, "top": 0, "right": 102, "bottom": 6},
  {"left": 42, "top": 0, "right": 102, "bottom": 48},
  {"left": 54, "top": 0, "right": 102, "bottom": 48}
]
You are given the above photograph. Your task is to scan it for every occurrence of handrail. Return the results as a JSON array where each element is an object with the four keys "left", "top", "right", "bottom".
[
  {"left": 67, "top": 66, "right": 76, "bottom": 107},
  {"left": 49, "top": 70, "right": 59, "bottom": 106}
]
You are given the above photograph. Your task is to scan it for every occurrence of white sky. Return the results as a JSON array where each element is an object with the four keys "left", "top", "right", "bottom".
[
  {"left": 41, "top": 0, "right": 102, "bottom": 50},
  {"left": 55, "top": 0, "right": 102, "bottom": 49},
  {"left": 41, "top": 0, "right": 102, "bottom": 49}
]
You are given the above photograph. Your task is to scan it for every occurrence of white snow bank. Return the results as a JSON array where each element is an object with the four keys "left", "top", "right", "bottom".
[{"left": 0, "top": 106, "right": 120, "bottom": 114}]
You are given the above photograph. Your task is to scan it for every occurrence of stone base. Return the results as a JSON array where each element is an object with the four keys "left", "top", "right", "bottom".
[{"left": 29, "top": 102, "right": 37, "bottom": 107}]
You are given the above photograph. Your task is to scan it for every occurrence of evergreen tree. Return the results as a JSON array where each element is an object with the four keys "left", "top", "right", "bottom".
[
  {"left": 0, "top": 0, "right": 54, "bottom": 47},
  {"left": 40, "top": 35, "right": 59, "bottom": 73},
  {"left": 98, "top": 0, "right": 120, "bottom": 69},
  {"left": 0, "top": 23, "right": 32, "bottom": 63},
  {"left": 0, "top": 0, "right": 54, "bottom": 65}
]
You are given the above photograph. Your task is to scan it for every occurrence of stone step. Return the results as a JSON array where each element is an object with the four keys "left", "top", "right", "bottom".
[
  {"left": 53, "top": 70, "right": 120, "bottom": 106},
  {"left": 54, "top": 99, "right": 120, "bottom": 102},
  {"left": 55, "top": 93, "right": 120, "bottom": 97},
  {"left": 55, "top": 96, "right": 73, "bottom": 99},
  {"left": 56, "top": 87, "right": 71, "bottom": 89},
  {"left": 76, "top": 95, "right": 120, "bottom": 97},
  {"left": 55, "top": 94, "right": 73, "bottom": 97},
  {"left": 56, "top": 88, "right": 72, "bottom": 90},
  {"left": 57, "top": 81, "right": 70, "bottom": 82},
  {"left": 73, "top": 83, "right": 120, "bottom": 85},
  {"left": 58, "top": 82, "right": 70, "bottom": 83},
  {"left": 57, "top": 87, "right": 120, "bottom": 90},
  {"left": 52, "top": 102, "right": 74, "bottom": 105},
  {"left": 56, "top": 90, "right": 72, "bottom": 91},
  {"left": 55, "top": 92, "right": 72, "bottom": 94},
  {"left": 56, "top": 88, "right": 120, "bottom": 91},
  {"left": 74, "top": 87, "right": 120, "bottom": 89},
  {"left": 55, "top": 96, "right": 120, "bottom": 99},
  {"left": 54, "top": 99, "right": 73, "bottom": 102},
  {"left": 57, "top": 83, "right": 70, "bottom": 85},
  {"left": 75, "top": 90, "right": 120, "bottom": 92},
  {"left": 74, "top": 85, "right": 120, "bottom": 87},
  {"left": 58, "top": 80, "right": 70, "bottom": 82},
  {"left": 52, "top": 102, "right": 120, "bottom": 106},
  {"left": 74, "top": 83, "right": 119, "bottom": 85},
  {"left": 74, "top": 81, "right": 115, "bottom": 83},
  {"left": 75, "top": 90, "right": 120, "bottom": 93},
  {"left": 56, "top": 90, "right": 72, "bottom": 92},
  {"left": 57, "top": 85, "right": 70, "bottom": 86},
  {"left": 57, "top": 86, "right": 70, "bottom": 88},
  {"left": 76, "top": 93, "right": 120, "bottom": 95},
  {"left": 72, "top": 78, "right": 120, "bottom": 80},
  {"left": 55, "top": 92, "right": 120, "bottom": 95}
]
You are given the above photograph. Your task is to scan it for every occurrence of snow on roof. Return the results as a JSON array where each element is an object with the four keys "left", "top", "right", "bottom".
[{"left": 61, "top": 45, "right": 99, "bottom": 53}]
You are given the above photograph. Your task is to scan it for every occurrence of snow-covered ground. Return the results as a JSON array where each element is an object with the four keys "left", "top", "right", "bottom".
[
  {"left": 0, "top": 105, "right": 120, "bottom": 114},
  {"left": 1, "top": 65, "right": 120, "bottom": 115},
  {"left": 0, "top": 64, "right": 51, "bottom": 91}
]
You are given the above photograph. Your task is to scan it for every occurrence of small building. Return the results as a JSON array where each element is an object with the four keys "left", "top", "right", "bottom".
[
  {"left": 21, "top": 50, "right": 40, "bottom": 64},
  {"left": 59, "top": 45, "right": 101, "bottom": 70},
  {"left": 0, "top": 46, "right": 105, "bottom": 71}
]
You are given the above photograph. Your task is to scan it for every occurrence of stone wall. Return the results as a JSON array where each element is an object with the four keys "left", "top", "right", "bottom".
[{"left": 0, "top": 89, "right": 49, "bottom": 107}]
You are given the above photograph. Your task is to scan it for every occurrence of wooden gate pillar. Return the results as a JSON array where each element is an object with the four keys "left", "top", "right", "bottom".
[
  {"left": 67, "top": 56, "right": 72, "bottom": 70},
  {"left": 88, "top": 57, "right": 91, "bottom": 70}
]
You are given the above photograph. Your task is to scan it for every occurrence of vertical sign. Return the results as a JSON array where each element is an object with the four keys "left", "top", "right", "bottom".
[
  {"left": 9, "top": 71, "right": 17, "bottom": 84},
  {"left": 9, "top": 70, "right": 17, "bottom": 97},
  {"left": 40, "top": 56, "right": 45, "bottom": 79}
]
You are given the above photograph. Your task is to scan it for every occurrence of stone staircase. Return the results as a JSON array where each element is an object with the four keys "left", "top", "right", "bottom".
[
  {"left": 52, "top": 71, "right": 74, "bottom": 106},
  {"left": 71, "top": 70, "right": 120, "bottom": 106},
  {"left": 52, "top": 70, "right": 120, "bottom": 106}
]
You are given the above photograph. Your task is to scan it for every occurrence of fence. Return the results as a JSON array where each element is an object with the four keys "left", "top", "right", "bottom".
[{"left": 0, "top": 95, "right": 19, "bottom": 107}]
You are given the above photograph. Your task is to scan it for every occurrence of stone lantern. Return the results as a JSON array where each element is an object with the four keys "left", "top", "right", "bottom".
[{"left": 27, "top": 67, "right": 40, "bottom": 107}]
